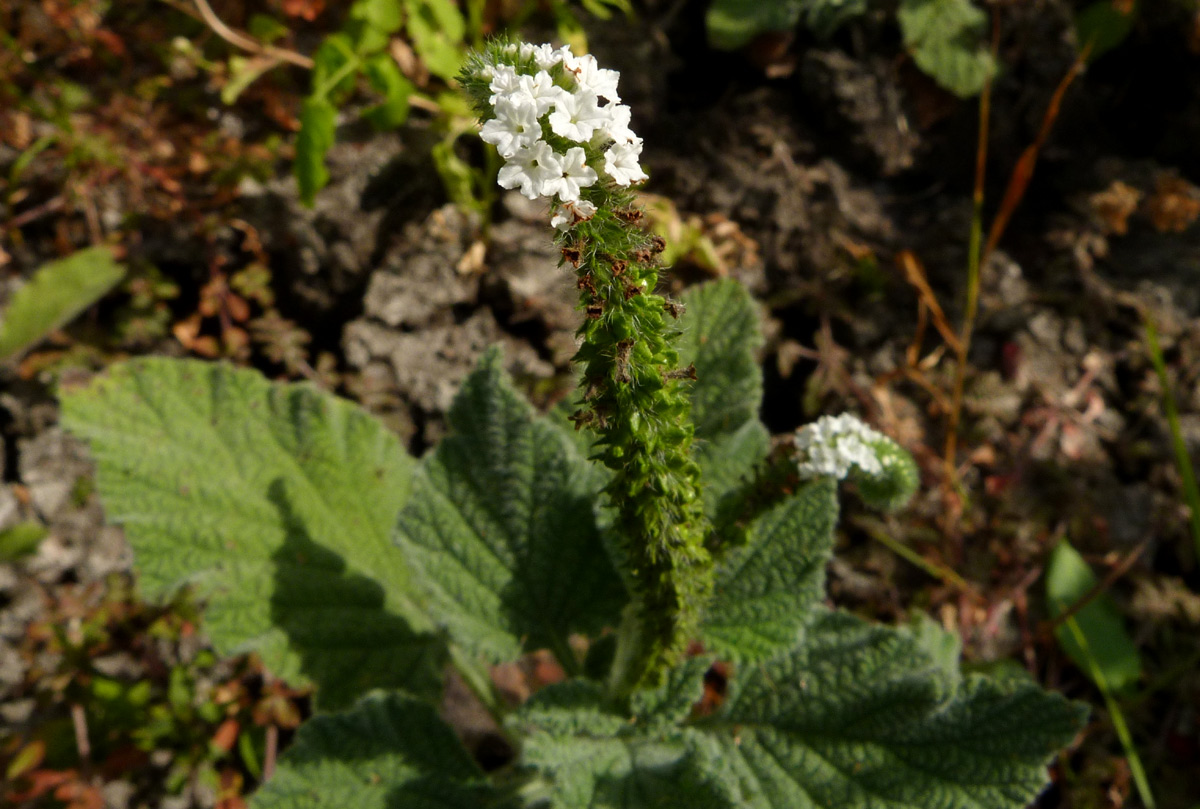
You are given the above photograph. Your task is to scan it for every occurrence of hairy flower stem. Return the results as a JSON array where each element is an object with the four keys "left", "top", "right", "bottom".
[
  {"left": 460, "top": 40, "right": 712, "bottom": 690},
  {"left": 562, "top": 195, "right": 712, "bottom": 691}
]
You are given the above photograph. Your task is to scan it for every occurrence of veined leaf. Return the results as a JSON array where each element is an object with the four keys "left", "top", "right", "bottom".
[
  {"left": 676, "top": 280, "right": 770, "bottom": 521},
  {"left": 394, "top": 349, "right": 626, "bottom": 665},
  {"left": 511, "top": 679, "right": 735, "bottom": 809},
  {"left": 251, "top": 692, "right": 505, "bottom": 809},
  {"left": 897, "top": 0, "right": 998, "bottom": 98},
  {"left": 701, "top": 479, "right": 838, "bottom": 662},
  {"left": 60, "top": 358, "right": 441, "bottom": 709},
  {"left": 311, "top": 33, "right": 359, "bottom": 98},
  {"left": 1046, "top": 539, "right": 1142, "bottom": 693},
  {"left": 702, "top": 608, "right": 1088, "bottom": 809},
  {"left": 0, "top": 246, "right": 125, "bottom": 362},
  {"left": 676, "top": 279, "right": 763, "bottom": 441}
]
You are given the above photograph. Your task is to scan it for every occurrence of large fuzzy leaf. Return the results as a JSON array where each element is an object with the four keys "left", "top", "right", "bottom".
[
  {"left": 676, "top": 280, "right": 770, "bottom": 521},
  {"left": 701, "top": 479, "right": 838, "bottom": 662},
  {"left": 676, "top": 279, "right": 763, "bottom": 442},
  {"left": 394, "top": 349, "right": 626, "bottom": 665},
  {"left": 251, "top": 692, "right": 505, "bottom": 809},
  {"left": 60, "top": 358, "right": 441, "bottom": 709},
  {"left": 0, "top": 246, "right": 125, "bottom": 361},
  {"left": 511, "top": 678, "right": 734, "bottom": 809},
  {"left": 700, "top": 609, "right": 1088, "bottom": 809}
]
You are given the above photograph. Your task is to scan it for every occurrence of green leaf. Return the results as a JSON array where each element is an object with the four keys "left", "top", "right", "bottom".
[
  {"left": 900, "top": 611, "right": 962, "bottom": 688},
  {"left": 295, "top": 96, "right": 337, "bottom": 208},
  {"left": 800, "top": 0, "right": 868, "bottom": 38},
  {"left": 251, "top": 692, "right": 504, "bottom": 809},
  {"left": 705, "top": 0, "right": 802, "bottom": 49},
  {"left": 1045, "top": 539, "right": 1142, "bottom": 693},
  {"left": 405, "top": 0, "right": 466, "bottom": 81},
  {"left": 676, "top": 279, "right": 763, "bottom": 441},
  {"left": 0, "top": 522, "right": 47, "bottom": 562},
  {"left": 394, "top": 349, "right": 626, "bottom": 665},
  {"left": 347, "top": 0, "right": 403, "bottom": 54},
  {"left": 0, "top": 246, "right": 125, "bottom": 362},
  {"left": 703, "top": 608, "right": 1088, "bottom": 809},
  {"left": 701, "top": 479, "right": 838, "bottom": 662},
  {"left": 511, "top": 681, "right": 734, "bottom": 809},
  {"left": 897, "top": 0, "right": 998, "bottom": 98},
  {"left": 695, "top": 419, "right": 769, "bottom": 523},
  {"left": 363, "top": 53, "right": 413, "bottom": 129},
  {"left": 630, "top": 656, "right": 713, "bottom": 728},
  {"left": 1075, "top": 0, "right": 1137, "bottom": 62},
  {"left": 676, "top": 280, "right": 770, "bottom": 519},
  {"left": 60, "top": 358, "right": 442, "bottom": 710},
  {"left": 311, "top": 33, "right": 359, "bottom": 99},
  {"left": 248, "top": 13, "right": 290, "bottom": 44},
  {"left": 579, "top": 0, "right": 633, "bottom": 21}
]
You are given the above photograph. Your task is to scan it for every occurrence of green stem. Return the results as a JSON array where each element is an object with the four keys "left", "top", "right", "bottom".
[
  {"left": 1145, "top": 318, "right": 1200, "bottom": 559},
  {"left": 1065, "top": 617, "right": 1156, "bottom": 809}
]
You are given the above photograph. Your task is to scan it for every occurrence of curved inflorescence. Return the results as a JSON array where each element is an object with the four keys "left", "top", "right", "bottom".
[{"left": 794, "top": 414, "right": 920, "bottom": 512}]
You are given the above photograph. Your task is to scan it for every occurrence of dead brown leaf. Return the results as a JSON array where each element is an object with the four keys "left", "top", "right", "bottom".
[
  {"left": 281, "top": 0, "right": 325, "bottom": 21},
  {"left": 1089, "top": 180, "right": 1141, "bottom": 236},
  {"left": 1144, "top": 173, "right": 1200, "bottom": 233}
]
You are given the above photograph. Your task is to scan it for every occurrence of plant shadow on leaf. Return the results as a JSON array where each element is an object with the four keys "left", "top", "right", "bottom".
[{"left": 266, "top": 480, "right": 446, "bottom": 710}]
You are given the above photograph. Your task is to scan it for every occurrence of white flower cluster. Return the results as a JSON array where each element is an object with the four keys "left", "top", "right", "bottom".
[
  {"left": 479, "top": 42, "right": 647, "bottom": 219},
  {"left": 793, "top": 414, "right": 886, "bottom": 481}
]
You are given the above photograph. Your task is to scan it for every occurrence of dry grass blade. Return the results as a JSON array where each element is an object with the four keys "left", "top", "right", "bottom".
[{"left": 897, "top": 250, "right": 962, "bottom": 356}]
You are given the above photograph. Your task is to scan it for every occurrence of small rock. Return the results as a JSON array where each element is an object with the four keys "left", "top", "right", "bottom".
[{"left": 18, "top": 429, "right": 92, "bottom": 520}]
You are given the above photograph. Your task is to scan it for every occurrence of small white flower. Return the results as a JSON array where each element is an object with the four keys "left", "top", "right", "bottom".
[
  {"left": 479, "top": 97, "right": 540, "bottom": 158},
  {"left": 488, "top": 64, "right": 522, "bottom": 103},
  {"left": 551, "top": 199, "right": 598, "bottom": 230},
  {"left": 603, "top": 139, "right": 648, "bottom": 186},
  {"left": 793, "top": 414, "right": 886, "bottom": 480},
  {"left": 521, "top": 43, "right": 566, "bottom": 70},
  {"left": 549, "top": 89, "right": 611, "bottom": 143},
  {"left": 602, "top": 104, "right": 637, "bottom": 144},
  {"left": 516, "top": 71, "right": 567, "bottom": 116},
  {"left": 564, "top": 53, "right": 621, "bottom": 102},
  {"left": 497, "top": 141, "right": 564, "bottom": 200},
  {"left": 545, "top": 147, "right": 598, "bottom": 202}
]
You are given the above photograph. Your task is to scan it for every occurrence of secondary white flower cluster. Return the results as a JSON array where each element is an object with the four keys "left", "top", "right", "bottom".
[
  {"left": 478, "top": 42, "right": 647, "bottom": 217},
  {"left": 793, "top": 414, "right": 887, "bottom": 481}
]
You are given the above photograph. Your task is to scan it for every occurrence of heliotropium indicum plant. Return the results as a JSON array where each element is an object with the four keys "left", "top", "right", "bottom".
[{"left": 60, "top": 39, "right": 1085, "bottom": 809}]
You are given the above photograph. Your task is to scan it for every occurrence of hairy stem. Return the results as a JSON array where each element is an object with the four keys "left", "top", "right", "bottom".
[{"left": 563, "top": 196, "right": 711, "bottom": 690}]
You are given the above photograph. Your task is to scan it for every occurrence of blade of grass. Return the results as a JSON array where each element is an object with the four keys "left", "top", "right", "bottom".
[
  {"left": 1145, "top": 317, "right": 1200, "bottom": 559},
  {"left": 945, "top": 17, "right": 1091, "bottom": 482},
  {"left": 851, "top": 515, "right": 977, "bottom": 596},
  {"left": 943, "top": 7, "right": 997, "bottom": 481},
  {"left": 1064, "top": 616, "right": 1156, "bottom": 809}
]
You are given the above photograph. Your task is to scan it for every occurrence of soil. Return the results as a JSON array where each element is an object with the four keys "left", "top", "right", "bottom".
[{"left": 3, "top": 0, "right": 1200, "bottom": 806}]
